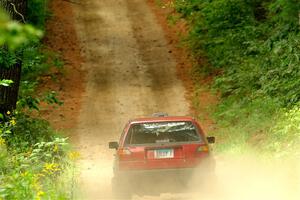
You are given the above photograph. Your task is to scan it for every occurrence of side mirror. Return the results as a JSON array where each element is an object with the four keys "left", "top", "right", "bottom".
[
  {"left": 207, "top": 136, "right": 215, "bottom": 144},
  {"left": 109, "top": 141, "right": 119, "bottom": 149}
]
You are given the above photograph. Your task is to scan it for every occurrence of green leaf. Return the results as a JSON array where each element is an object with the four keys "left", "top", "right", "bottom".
[{"left": 0, "top": 79, "right": 13, "bottom": 87}]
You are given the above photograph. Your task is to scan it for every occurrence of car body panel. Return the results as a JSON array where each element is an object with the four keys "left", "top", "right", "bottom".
[
  {"left": 113, "top": 116, "right": 212, "bottom": 171},
  {"left": 110, "top": 115, "right": 215, "bottom": 195},
  {"left": 118, "top": 143, "right": 210, "bottom": 170}
]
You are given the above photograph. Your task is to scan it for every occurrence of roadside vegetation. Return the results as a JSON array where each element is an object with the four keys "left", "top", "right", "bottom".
[
  {"left": 164, "top": 0, "right": 300, "bottom": 157},
  {"left": 0, "top": 0, "right": 77, "bottom": 199}
]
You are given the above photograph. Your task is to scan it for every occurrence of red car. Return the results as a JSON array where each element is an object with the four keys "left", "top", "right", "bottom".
[{"left": 109, "top": 113, "right": 215, "bottom": 198}]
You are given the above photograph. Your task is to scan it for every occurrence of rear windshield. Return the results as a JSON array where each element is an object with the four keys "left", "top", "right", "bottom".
[{"left": 125, "top": 121, "right": 202, "bottom": 145}]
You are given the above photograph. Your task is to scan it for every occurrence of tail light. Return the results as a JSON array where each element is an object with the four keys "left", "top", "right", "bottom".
[
  {"left": 117, "top": 148, "right": 132, "bottom": 156},
  {"left": 196, "top": 145, "right": 209, "bottom": 152}
]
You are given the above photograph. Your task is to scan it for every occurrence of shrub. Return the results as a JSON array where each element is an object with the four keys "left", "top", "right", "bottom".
[
  {"left": 173, "top": 0, "right": 300, "bottom": 155},
  {"left": 0, "top": 113, "right": 74, "bottom": 200},
  {"left": 174, "top": 0, "right": 300, "bottom": 106},
  {"left": 27, "top": 0, "right": 50, "bottom": 29},
  {"left": 1, "top": 113, "right": 53, "bottom": 151},
  {"left": 263, "top": 105, "right": 300, "bottom": 157}
]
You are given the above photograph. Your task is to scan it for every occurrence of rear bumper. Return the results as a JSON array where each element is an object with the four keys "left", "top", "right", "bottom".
[
  {"left": 115, "top": 167, "right": 195, "bottom": 178},
  {"left": 114, "top": 156, "right": 215, "bottom": 178}
]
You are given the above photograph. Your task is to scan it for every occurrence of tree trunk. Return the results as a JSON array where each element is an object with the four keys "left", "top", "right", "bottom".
[
  {"left": 0, "top": 0, "right": 27, "bottom": 114},
  {"left": 0, "top": 64, "right": 21, "bottom": 114}
]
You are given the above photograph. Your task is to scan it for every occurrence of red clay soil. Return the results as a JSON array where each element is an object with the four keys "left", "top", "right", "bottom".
[
  {"left": 147, "top": 0, "right": 218, "bottom": 132},
  {"left": 39, "top": 0, "right": 85, "bottom": 132}
]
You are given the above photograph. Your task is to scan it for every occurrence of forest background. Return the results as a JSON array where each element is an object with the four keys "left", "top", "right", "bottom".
[
  {"left": 168, "top": 0, "right": 300, "bottom": 157},
  {"left": 0, "top": 0, "right": 75, "bottom": 199}
]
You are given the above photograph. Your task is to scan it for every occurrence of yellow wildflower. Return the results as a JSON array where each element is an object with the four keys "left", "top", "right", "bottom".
[
  {"left": 6, "top": 111, "right": 10, "bottom": 115},
  {"left": 0, "top": 137, "right": 5, "bottom": 146},
  {"left": 36, "top": 173, "right": 45, "bottom": 178},
  {"left": 10, "top": 119, "right": 16, "bottom": 126},
  {"left": 68, "top": 151, "right": 80, "bottom": 160},
  {"left": 21, "top": 171, "right": 29, "bottom": 177},
  {"left": 36, "top": 190, "right": 45, "bottom": 200},
  {"left": 53, "top": 144, "right": 59, "bottom": 152},
  {"left": 43, "top": 162, "right": 60, "bottom": 175},
  {"left": 37, "top": 191, "right": 45, "bottom": 196},
  {"left": 33, "top": 176, "right": 42, "bottom": 191}
]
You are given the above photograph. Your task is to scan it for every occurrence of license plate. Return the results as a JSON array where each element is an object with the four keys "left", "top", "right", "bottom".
[{"left": 154, "top": 149, "right": 174, "bottom": 159}]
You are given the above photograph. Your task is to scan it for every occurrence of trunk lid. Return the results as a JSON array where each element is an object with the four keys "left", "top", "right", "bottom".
[{"left": 118, "top": 143, "right": 209, "bottom": 170}]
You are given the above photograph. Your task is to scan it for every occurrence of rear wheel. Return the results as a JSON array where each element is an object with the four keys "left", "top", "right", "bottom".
[{"left": 111, "top": 177, "right": 132, "bottom": 200}]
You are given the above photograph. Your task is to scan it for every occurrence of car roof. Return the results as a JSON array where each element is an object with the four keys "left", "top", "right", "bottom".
[{"left": 129, "top": 116, "right": 196, "bottom": 124}]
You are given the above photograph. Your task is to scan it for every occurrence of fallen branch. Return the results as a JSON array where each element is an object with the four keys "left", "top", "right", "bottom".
[{"left": 10, "top": 3, "right": 26, "bottom": 23}]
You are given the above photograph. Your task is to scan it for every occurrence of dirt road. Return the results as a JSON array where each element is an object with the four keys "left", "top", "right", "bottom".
[
  {"left": 65, "top": 1, "right": 300, "bottom": 200},
  {"left": 72, "top": 0, "right": 189, "bottom": 199}
]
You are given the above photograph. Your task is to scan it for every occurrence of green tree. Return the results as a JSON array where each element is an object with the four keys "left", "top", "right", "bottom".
[
  {"left": 269, "top": 0, "right": 300, "bottom": 25},
  {"left": 0, "top": 0, "right": 41, "bottom": 114}
]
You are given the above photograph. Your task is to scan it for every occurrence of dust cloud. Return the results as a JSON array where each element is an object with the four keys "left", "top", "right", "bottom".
[
  {"left": 186, "top": 155, "right": 300, "bottom": 200},
  {"left": 77, "top": 153, "right": 300, "bottom": 200},
  {"left": 130, "top": 154, "right": 300, "bottom": 200}
]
